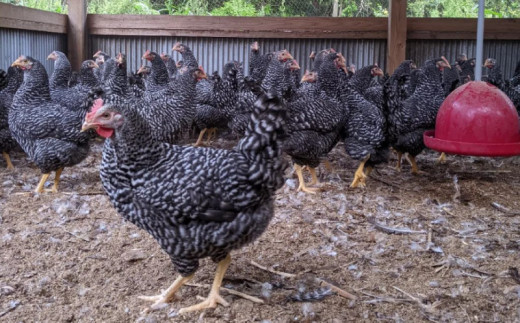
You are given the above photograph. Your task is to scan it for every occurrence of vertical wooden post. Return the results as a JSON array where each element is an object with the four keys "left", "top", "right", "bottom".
[
  {"left": 387, "top": 0, "right": 407, "bottom": 73},
  {"left": 67, "top": 0, "right": 87, "bottom": 70}
]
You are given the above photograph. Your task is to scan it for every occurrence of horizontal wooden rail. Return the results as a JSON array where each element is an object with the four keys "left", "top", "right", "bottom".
[
  {"left": 88, "top": 14, "right": 520, "bottom": 40},
  {"left": 87, "top": 15, "right": 389, "bottom": 39},
  {"left": 407, "top": 18, "right": 520, "bottom": 40},
  {"left": 0, "top": 3, "right": 67, "bottom": 34}
]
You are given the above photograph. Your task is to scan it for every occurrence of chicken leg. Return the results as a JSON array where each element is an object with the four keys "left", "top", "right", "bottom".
[
  {"left": 364, "top": 166, "right": 373, "bottom": 176},
  {"left": 308, "top": 167, "right": 319, "bottom": 186},
  {"left": 178, "top": 254, "right": 231, "bottom": 314},
  {"left": 406, "top": 154, "right": 424, "bottom": 175},
  {"left": 207, "top": 128, "right": 217, "bottom": 142},
  {"left": 294, "top": 164, "right": 318, "bottom": 194},
  {"left": 2, "top": 152, "right": 14, "bottom": 170},
  {"left": 48, "top": 167, "right": 64, "bottom": 193},
  {"left": 395, "top": 151, "right": 403, "bottom": 172},
  {"left": 323, "top": 160, "right": 333, "bottom": 173},
  {"left": 350, "top": 154, "right": 370, "bottom": 188},
  {"left": 139, "top": 274, "right": 194, "bottom": 311},
  {"left": 437, "top": 152, "right": 447, "bottom": 164},
  {"left": 35, "top": 173, "right": 51, "bottom": 193},
  {"left": 194, "top": 128, "right": 208, "bottom": 147}
]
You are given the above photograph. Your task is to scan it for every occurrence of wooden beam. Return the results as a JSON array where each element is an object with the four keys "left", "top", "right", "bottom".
[
  {"left": 87, "top": 15, "right": 388, "bottom": 39},
  {"left": 407, "top": 18, "right": 520, "bottom": 40},
  {"left": 387, "top": 0, "right": 407, "bottom": 73},
  {"left": 68, "top": 0, "right": 87, "bottom": 70},
  {"left": 0, "top": 3, "right": 67, "bottom": 34}
]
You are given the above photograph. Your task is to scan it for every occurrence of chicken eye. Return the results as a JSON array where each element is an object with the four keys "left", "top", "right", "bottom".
[{"left": 102, "top": 113, "right": 110, "bottom": 118}]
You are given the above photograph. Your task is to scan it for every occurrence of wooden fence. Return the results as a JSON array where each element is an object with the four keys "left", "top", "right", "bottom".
[{"left": 1, "top": 1, "right": 519, "bottom": 74}]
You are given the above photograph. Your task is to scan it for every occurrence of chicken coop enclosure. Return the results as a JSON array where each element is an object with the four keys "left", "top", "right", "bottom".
[
  {"left": 2, "top": 1, "right": 520, "bottom": 322},
  {"left": 1, "top": 1, "right": 520, "bottom": 77}
]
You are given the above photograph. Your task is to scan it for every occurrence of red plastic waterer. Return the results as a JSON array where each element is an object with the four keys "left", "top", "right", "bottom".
[{"left": 424, "top": 81, "right": 520, "bottom": 157}]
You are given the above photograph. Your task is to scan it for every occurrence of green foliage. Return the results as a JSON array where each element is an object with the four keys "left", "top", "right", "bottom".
[
  {"left": 3, "top": 0, "right": 519, "bottom": 18},
  {"left": 1, "top": 0, "right": 67, "bottom": 13},
  {"left": 87, "top": 0, "right": 159, "bottom": 14},
  {"left": 211, "top": 0, "right": 256, "bottom": 16}
]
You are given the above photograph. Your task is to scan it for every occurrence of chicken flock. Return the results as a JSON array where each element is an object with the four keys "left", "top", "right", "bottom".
[{"left": 1, "top": 42, "right": 519, "bottom": 313}]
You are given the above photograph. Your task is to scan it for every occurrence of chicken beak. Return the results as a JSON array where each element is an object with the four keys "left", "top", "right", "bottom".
[
  {"left": 91, "top": 62, "right": 99, "bottom": 69},
  {"left": 483, "top": 59, "right": 491, "bottom": 68},
  {"left": 47, "top": 52, "right": 57, "bottom": 60},
  {"left": 137, "top": 66, "right": 146, "bottom": 74},
  {"left": 172, "top": 42, "right": 181, "bottom": 52},
  {"left": 309, "top": 51, "right": 316, "bottom": 59},
  {"left": 11, "top": 57, "right": 25, "bottom": 68},
  {"left": 251, "top": 41, "right": 259, "bottom": 51},
  {"left": 441, "top": 56, "right": 451, "bottom": 69},
  {"left": 81, "top": 121, "right": 96, "bottom": 132}
]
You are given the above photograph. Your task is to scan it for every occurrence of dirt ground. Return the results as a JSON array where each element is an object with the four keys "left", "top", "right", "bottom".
[{"left": 1, "top": 138, "right": 520, "bottom": 323}]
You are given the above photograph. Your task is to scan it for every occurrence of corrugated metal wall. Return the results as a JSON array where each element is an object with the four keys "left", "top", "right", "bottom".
[
  {"left": 407, "top": 39, "right": 520, "bottom": 79},
  {"left": 89, "top": 36, "right": 387, "bottom": 76},
  {"left": 0, "top": 28, "right": 67, "bottom": 75}
]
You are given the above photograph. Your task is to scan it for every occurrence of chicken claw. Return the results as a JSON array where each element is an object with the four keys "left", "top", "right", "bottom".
[
  {"left": 2, "top": 152, "right": 14, "bottom": 170},
  {"left": 294, "top": 164, "right": 318, "bottom": 194},
  {"left": 350, "top": 154, "right": 370, "bottom": 188},
  {"left": 437, "top": 152, "right": 447, "bottom": 164},
  {"left": 179, "top": 254, "right": 231, "bottom": 314},
  {"left": 139, "top": 274, "right": 193, "bottom": 312}
]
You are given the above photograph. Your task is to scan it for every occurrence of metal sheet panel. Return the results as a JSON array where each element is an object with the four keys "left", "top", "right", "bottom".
[
  {"left": 0, "top": 28, "right": 67, "bottom": 75},
  {"left": 407, "top": 39, "right": 520, "bottom": 79},
  {"left": 89, "top": 35, "right": 387, "bottom": 77}
]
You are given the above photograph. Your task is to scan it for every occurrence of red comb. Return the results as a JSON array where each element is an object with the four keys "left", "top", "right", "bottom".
[{"left": 86, "top": 98, "right": 104, "bottom": 120}]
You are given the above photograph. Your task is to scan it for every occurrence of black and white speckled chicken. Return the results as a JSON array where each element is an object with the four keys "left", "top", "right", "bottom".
[
  {"left": 160, "top": 53, "right": 177, "bottom": 79},
  {"left": 282, "top": 58, "right": 347, "bottom": 193},
  {"left": 341, "top": 64, "right": 388, "bottom": 188},
  {"left": 0, "top": 66, "right": 23, "bottom": 169},
  {"left": 93, "top": 50, "right": 111, "bottom": 83},
  {"left": 81, "top": 87, "right": 287, "bottom": 314},
  {"left": 442, "top": 60, "right": 462, "bottom": 97},
  {"left": 193, "top": 63, "right": 239, "bottom": 146},
  {"left": 459, "top": 57, "right": 475, "bottom": 83},
  {"left": 140, "top": 65, "right": 207, "bottom": 144},
  {"left": 248, "top": 42, "right": 293, "bottom": 84},
  {"left": 316, "top": 52, "right": 346, "bottom": 101},
  {"left": 9, "top": 56, "right": 100, "bottom": 192},
  {"left": 48, "top": 51, "right": 99, "bottom": 111},
  {"left": 484, "top": 58, "right": 520, "bottom": 112},
  {"left": 172, "top": 42, "right": 199, "bottom": 69},
  {"left": 128, "top": 66, "right": 150, "bottom": 98},
  {"left": 142, "top": 50, "right": 170, "bottom": 93},
  {"left": 384, "top": 57, "right": 451, "bottom": 173},
  {"left": 261, "top": 58, "right": 301, "bottom": 99},
  {"left": 101, "top": 54, "right": 135, "bottom": 105}
]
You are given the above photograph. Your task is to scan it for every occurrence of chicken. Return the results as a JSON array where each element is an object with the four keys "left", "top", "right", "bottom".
[
  {"left": 93, "top": 50, "right": 111, "bottom": 83},
  {"left": 128, "top": 66, "right": 149, "bottom": 98},
  {"left": 160, "top": 53, "right": 177, "bottom": 79},
  {"left": 48, "top": 51, "right": 99, "bottom": 111},
  {"left": 248, "top": 41, "right": 293, "bottom": 84},
  {"left": 0, "top": 66, "right": 24, "bottom": 169},
  {"left": 0, "top": 69, "right": 7, "bottom": 91},
  {"left": 142, "top": 50, "right": 170, "bottom": 93},
  {"left": 9, "top": 56, "right": 100, "bottom": 192},
  {"left": 193, "top": 63, "right": 239, "bottom": 147},
  {"left": 81, "top": 86, "right": 287, "bottom": 313},
  {"left": 283, "top": 54, "right": 347, "bottom": 193},
  {"left": 101, "top": 54, "right": 134, "bottom": 104},
  {"left": 172, "top": 42, "right": 199, "bottom": 69},
  {"left": 484, "top": 58, "right": 520, "bottom": 112},
  {"left": 261, "top": 59, "right": 301, "bottom": 99},
  {"left": 384, "top": 57, "right": 451, "bottom": 173},
  {"left": 341, "top": 64, "right": 387, "bottom": 188}
]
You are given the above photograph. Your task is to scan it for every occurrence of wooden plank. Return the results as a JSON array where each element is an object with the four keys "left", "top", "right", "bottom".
[
  {"left": 408, "top": 18, "right": 520, "bottom": 40},
  {"left": 387, "top": 0, "right": 407, "bottom": 73},
  {"left": 0, "top": 3, "right": 67, "bottom": 34},
  {"left": 87, "top": 15, "right": 389, "bottom": 39},
  {"left": 68, "top": 0, "right": 87, "bottom": 70}
]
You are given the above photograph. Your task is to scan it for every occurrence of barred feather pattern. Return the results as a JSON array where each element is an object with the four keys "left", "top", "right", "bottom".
[
  {"left": 9, "top": 58, "right": 98, "bottom": 173},
  {"left": 288, "top": 287, "right": 334, "bottom": 302},
  {"left": 388, "top": 59, "right": 446, "bottom": 157},
  {"left": 0, "top": 69, "right": 7, "bottom": 91},
  {"left": 146, "top": 53, "right": 170, "bottom": 93},
  {"left": 342, "top": 66, "right": 388, "bottom": 166},
  {"left": 1, "top": 66, "right": 24, "bottom": 155},
  {"left": 100, "top": 92, "right": 287, "bottom": 276},
  {"left": 249, "top": 50, "right": 273, "bottom": 83}
]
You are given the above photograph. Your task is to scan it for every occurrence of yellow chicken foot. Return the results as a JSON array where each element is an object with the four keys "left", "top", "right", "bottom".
[
  {"left": 194, "top": 128, "right": 208, "bottom": 147},
  {"left": 406, "top": 154, "right": 424, "bottom": 175},
  {"left": 206, "top": 128, "right": 217, "bottom": 143},
  {"left": 308, "top": 167, "right": 319, "bottom": 186},
  {"left": 437, "top": 152, "right": 447, "bottom": 164},
  {"left": 350, "top": 154, "right": 370, "bottom": 188},
  {"left": 395, "top": 151, "right": 403, "bottom": 172},
  {"left": 47, "top": 167, "right": 63, "bottom": 193},
  {"left": 2, "top": 152, "right": 14, "bottom": 170},
  {"left": 178, "top": 254, "right": 231, "bottom": 314},
  {"left": 294, "top": 164, "right": 318, "bottom": 194},
  {"left": 139, "top": 274, "right": 194, "bottom": 312},
  {"left": 35, "top": 173, "right": 51, "bottom": 193}
]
